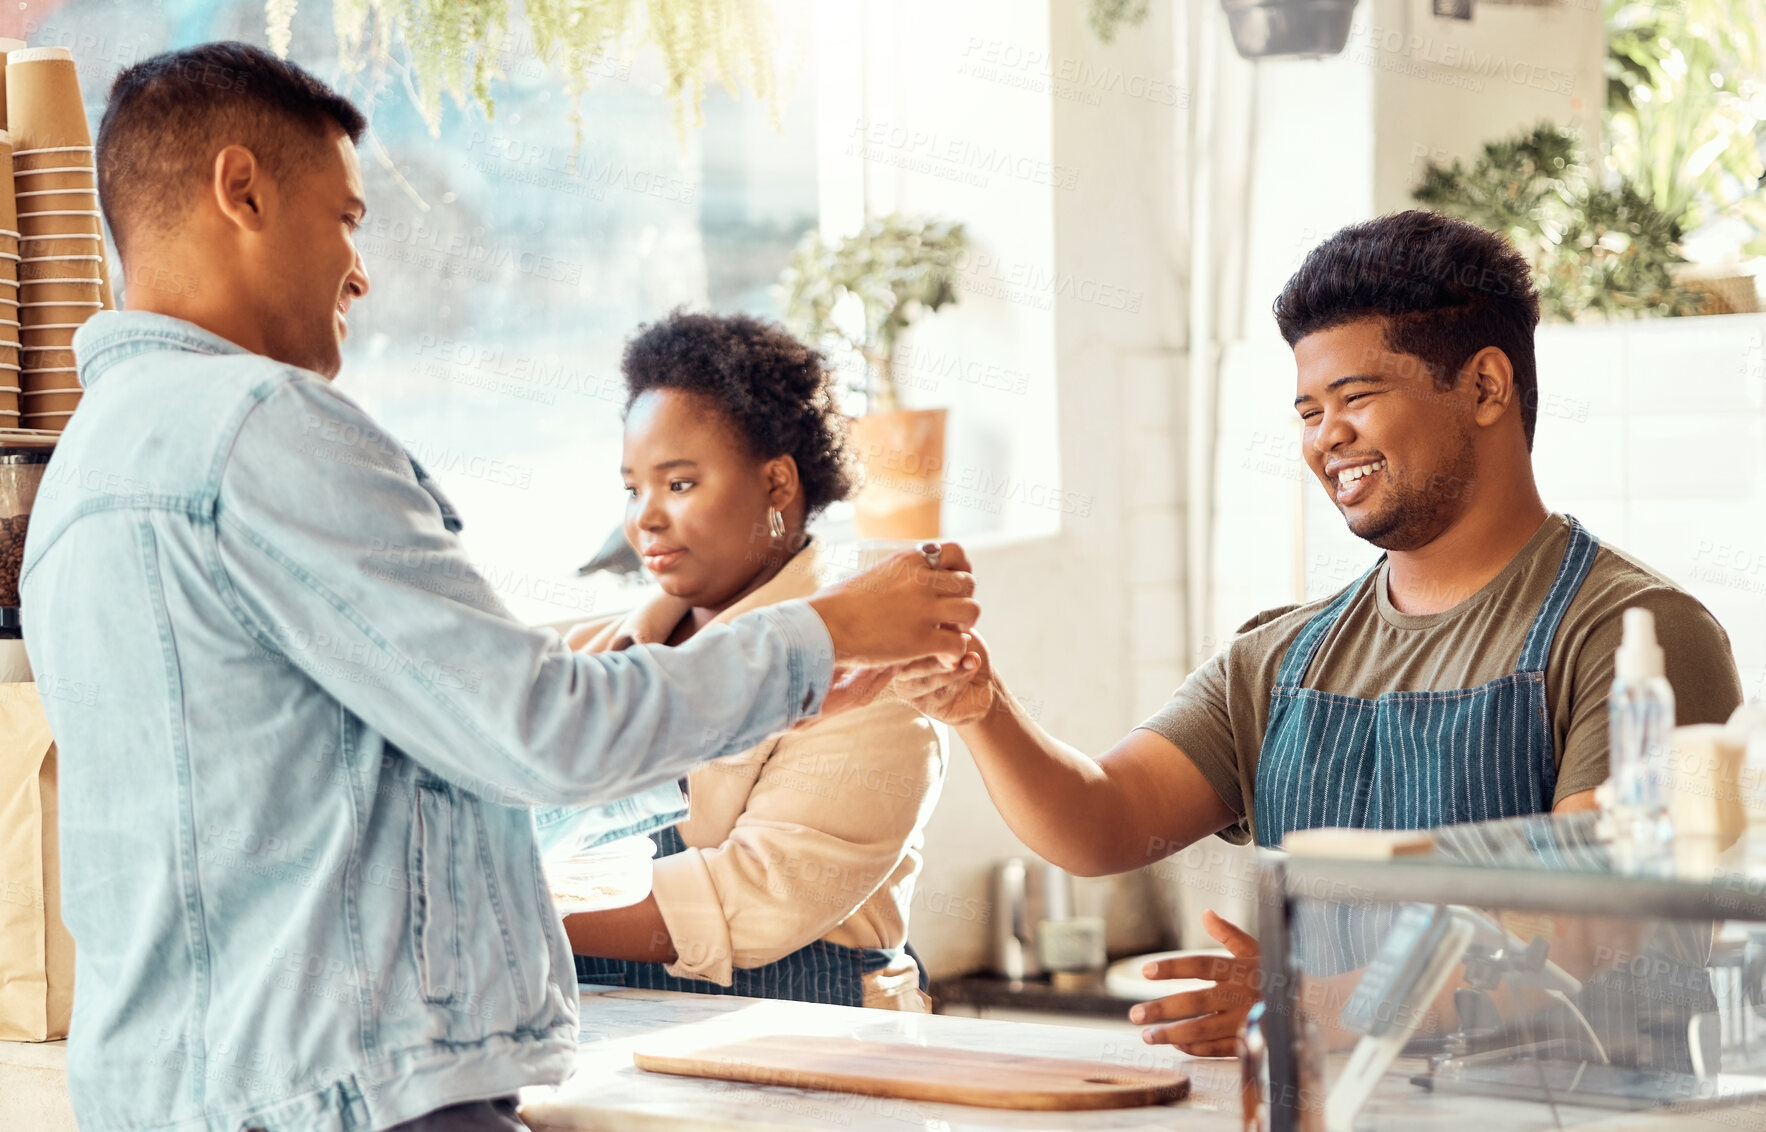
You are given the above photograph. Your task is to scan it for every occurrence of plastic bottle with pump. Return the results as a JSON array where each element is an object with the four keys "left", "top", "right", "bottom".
[{"left": 1607, "top": 607, "right": 1676, "bottom": 869}]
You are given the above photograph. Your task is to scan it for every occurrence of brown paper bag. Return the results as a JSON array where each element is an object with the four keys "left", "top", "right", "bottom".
[{"left": 0, "top": 683, "right": 73, "bottom": 1042}]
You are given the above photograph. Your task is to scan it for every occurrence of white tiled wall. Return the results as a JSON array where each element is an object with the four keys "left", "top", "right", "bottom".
[{"left": 1533, "top": 314, "right": 1766, "bottom": 701}]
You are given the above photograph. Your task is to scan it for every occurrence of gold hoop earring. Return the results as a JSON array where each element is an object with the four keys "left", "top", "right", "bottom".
[{"left": 768, "top": 507, "right": 786, "bottom": 540}]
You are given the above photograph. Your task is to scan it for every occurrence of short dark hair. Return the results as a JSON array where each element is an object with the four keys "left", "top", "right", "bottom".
[
  {"left": 622, "top": 311, "right": 855, "bottom": 518},
  {"left": 1274, "top": 210, "right": 1543, "bottom": 447},
  {"left": 97, "top": 42, "right": 366, "bottom": 251}
]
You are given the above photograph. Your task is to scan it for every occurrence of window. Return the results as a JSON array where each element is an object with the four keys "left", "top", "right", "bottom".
[{"left": 40, "top": 0, "right": 819, "bottom": 625}]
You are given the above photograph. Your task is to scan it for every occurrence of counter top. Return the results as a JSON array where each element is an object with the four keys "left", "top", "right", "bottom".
[
  {"left": 519, "top": 985, "right": 1237, "bottom": 1130},
  {"left": 9, "top": 986, "right": 1746, "bottom": 1130},
  {"left": 519, "top": 987, "right": 1740, "bottom": 1131}
]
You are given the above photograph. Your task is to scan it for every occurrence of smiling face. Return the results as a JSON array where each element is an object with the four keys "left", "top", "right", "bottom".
[
  {"left": 621, "top": 388, "right": 796, "bottom": 611},
  {"left": 1293, "top": 318, "right": 1480, "bottom": 552},
  {"left": 255, "top": 126, "right": 370, "bottom": 379}
]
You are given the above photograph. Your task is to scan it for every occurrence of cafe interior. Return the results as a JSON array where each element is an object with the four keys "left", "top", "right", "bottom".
[{"left": 3, "top": 0, "right": 1766, "bottom": 1129}]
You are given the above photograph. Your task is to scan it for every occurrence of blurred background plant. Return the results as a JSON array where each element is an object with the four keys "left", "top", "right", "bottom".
[
  {"left": 1415, "top": 0, "right": 1766, "bottom": 321},
  {"left": 270, "top": 0, "right": 783, "bottom": 139},
  {"left": 1084, "top": 0, "right": 1149, "bottom": 43},
  {"left": 1414, "top": 123, "right": 1706, "bottom": 321},
  {"left": 1605, "top": 0, "right": 1766, "bottom": 258},
  {"left": 776, "top": 215, "right": 969, "bottom": 414}
]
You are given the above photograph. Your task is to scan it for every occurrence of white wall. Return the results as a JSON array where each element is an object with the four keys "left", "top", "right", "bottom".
[
  {"left": 813, "top": 0, "right": 1191, "bottom": 976},
  {"left": 1364, "top": 0, "right": 1606, "bottom": 213},
  {"left": 1531, "top": 315, "right": 1766, "bottom": 699}
]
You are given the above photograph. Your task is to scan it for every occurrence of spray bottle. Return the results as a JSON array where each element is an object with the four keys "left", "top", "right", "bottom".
[{"left": 1608, "top": 607, "right": 1676, "bottom": 867}]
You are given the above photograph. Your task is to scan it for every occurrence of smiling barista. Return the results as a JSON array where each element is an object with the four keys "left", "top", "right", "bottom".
[{"left": 894, "top": 210, "right": 1745, "bottom": 1057}]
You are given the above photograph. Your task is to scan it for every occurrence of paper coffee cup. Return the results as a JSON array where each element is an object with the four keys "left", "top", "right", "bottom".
[
  {"left": 20, "top": 337, "right": 77, "bottom": 371},
  {"left": 20, "top": 280, "right": 101, "bottom": 326},
  {"left": 5, "top": 49, "right": 93, "bottom": 155},
  {"left": 21, "top": 305, "right": 99, "bottom": 331},
  {"left": 10, "top": 161, "right": 94, "bottom": 188},
  {"left": 12, "top": 178, "right": 98, "bottom": 235},
  {"left": 20, "top": 368, "right": 79, "bottom": 392},
  {"left": 21, "top": 408, "right": 76, "bottom": 432},
  {"left": 0, "top": 393, "right": 20, "bottom": 418},
  {"left": 20, "top": 389, "right": 78, "bottom": 413},
  {"left": 21, "top": 276, "right": 100, "bottom": 301},
  {"left": 18, "top": 210, "right": 102, "bottom": 239},
  {"left": 21, "top": 254, "right": 100, "bottom": 297},
  {"left": 23, "top": 347, "right": 75, "bottom": 373},
  {"left": 14, "top": 188, "right": 97, "bottom": 216},
  {"left": 10, "top": 152, "right": 94, "bottom": 189},
  {"left": 20, "top": 251, "right": 102, "bottom": 281},
  {"left": 20, "top": 317, "right": 83, "bottom": 337},
  {"left": 22, "top": 377, "right": 79, "bottom": 398}
]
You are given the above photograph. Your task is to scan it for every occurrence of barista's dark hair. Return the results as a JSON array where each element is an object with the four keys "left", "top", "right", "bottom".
[
  {"left": 96, "top": 42, "right": 366, "bottom": 253},
  {"left": 1274, "top": 210, "right": 1542, "bottom": 448},
  {"left": 622, "top": 311, "right": 855, "bottom": 519}
]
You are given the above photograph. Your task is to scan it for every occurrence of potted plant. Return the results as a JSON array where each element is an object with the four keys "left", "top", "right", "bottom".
[
  {"left": 777, "top": 214, "right": 968, "bottom": 539},
  {"left": 1413, "top": 123, "right": 1706, "bottom": 321}
]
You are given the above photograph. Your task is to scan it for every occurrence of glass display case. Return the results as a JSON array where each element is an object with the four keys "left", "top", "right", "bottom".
[{"left": 1254, "top": 812, "right": 1766, "bottom": 1131}]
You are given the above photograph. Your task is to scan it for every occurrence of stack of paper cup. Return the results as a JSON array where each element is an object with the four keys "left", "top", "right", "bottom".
[
  {"left": 6, "top": 45, "right": 108, "bottom": 432},
  {"left": 0, "top": 130, "right": 20, "bottom": 428}
]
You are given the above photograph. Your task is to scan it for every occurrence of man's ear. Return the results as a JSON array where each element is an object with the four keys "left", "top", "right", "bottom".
[
  {"left": 212, "top": 144, "right": 272, "bottom": 233},
  {"left": 764, "top": 454, "right": 801, "bottom": 510},
  {"left": 1465, "top": 346, "right": 1515, "bottom": 430}
]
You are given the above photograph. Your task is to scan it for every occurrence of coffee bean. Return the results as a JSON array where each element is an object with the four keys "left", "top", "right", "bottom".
[{"left": 0, "top": 512, "right": 28, "bottom": 607}]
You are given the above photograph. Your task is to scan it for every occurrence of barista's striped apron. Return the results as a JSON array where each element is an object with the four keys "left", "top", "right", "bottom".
[
  {"left": 573, "top": 826, "right": 901, "bottom": 1008},
  {"left": 1253, "top": 517, "right": 1598, "bottom": 846},
  {"left": 1251, "top": 517, "right": 1714, "bottom": 1072}
]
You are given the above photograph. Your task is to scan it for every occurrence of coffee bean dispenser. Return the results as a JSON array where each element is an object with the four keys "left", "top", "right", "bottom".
[{"left": 0, "top": 449, "right": 50, "bottom": 629}]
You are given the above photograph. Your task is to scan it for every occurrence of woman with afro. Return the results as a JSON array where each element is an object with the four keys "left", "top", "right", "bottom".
[{"left": 561, "top": 311, "right": 945, "bottom": 1010}]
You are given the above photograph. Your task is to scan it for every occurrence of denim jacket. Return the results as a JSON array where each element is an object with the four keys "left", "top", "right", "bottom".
[{"left": 21, "top": 311, "right": 835, "bottom": 1132}]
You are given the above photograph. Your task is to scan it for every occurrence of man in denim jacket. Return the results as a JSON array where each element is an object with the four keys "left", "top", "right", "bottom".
[{"left": 21, "top": 43, "right": 980, "bottom": 1132}]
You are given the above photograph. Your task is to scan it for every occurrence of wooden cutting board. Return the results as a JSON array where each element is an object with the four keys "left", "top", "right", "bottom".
[{"left": 633, "top": 1035, "right": 1190, "bottom": 1111}]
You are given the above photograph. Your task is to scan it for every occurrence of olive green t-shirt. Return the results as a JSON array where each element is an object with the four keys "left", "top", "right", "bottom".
[{"left": 1140, "top": 514, "right": 1744, "bottom": 845}]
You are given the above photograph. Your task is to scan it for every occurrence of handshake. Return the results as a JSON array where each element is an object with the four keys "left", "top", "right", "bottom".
[{"left": 803, "top": 541, "right": 999, "bottom": 723}]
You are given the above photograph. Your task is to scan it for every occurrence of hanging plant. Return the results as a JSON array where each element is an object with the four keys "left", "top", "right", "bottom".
[{"left": 270, "top": 0, "right": 782, "bottom": 138}]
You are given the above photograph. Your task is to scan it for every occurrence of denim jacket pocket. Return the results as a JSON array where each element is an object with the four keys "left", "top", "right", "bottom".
[{"left": 410, "top": 782, "right": 462, "bottom": 1004}]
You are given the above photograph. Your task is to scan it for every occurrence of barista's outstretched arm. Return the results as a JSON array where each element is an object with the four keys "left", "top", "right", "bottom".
[{"left": 895, "top": 634, "right": 1235, "bottom": 876}]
